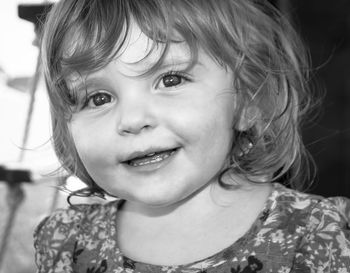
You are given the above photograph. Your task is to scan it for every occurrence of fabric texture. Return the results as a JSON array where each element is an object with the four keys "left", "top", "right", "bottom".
[{"left": 34, "top": 183, "right": 350, "bottom": 273}]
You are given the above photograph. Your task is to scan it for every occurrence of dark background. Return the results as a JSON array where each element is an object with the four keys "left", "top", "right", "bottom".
[{"left": 270, "top": 0, "right": 350, "bottom": 197}]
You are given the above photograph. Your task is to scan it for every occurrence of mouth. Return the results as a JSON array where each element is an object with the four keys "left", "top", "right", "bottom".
[{"left": 122, "top": 147, "right": 180, "bottom": 167}]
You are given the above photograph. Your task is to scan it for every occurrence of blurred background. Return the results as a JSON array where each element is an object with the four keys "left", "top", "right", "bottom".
[
  {"left": 0, "top": 0, "right": 349, "bottom": 272},
  {"left": 0, "top": 1, "right": 77, "bottom": 273}
]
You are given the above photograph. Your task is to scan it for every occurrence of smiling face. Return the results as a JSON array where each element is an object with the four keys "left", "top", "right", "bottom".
[{"left": 68, "top": 22, "right": 237, "bottom": 207}]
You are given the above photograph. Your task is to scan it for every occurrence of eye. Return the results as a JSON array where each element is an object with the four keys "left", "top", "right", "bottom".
[
  {"left": 157, "top": 71, "right": 191, "bottom": 89},
  {"left": 163, "top": 74, "right": 182, "bottom": 87},
  {"left": 85, "top": 92, "right": 113, "bottom": 108}
]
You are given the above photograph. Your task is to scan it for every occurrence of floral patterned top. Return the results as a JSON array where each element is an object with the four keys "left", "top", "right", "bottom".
[{"left": 34, "top": 183, "right": 350, "bottom": 273}]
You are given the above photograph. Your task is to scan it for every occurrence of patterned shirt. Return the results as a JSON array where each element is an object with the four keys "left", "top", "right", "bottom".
[{"left": 34, "top": 183, "right": 350, "bottom": 273}]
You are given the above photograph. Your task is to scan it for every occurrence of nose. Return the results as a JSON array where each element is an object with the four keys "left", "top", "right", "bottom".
[{"left": 116, "top": 96, "right": 156, "bottom": 136}]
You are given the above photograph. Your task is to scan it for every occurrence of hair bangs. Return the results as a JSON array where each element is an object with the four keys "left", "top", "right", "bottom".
[{"left": 59, "top": 1, "right": 129, "bottom": 79}]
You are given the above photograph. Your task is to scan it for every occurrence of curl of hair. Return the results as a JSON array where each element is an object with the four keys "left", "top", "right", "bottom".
[{"left": 41, "top": 0, "right": 315, "bottom": 200}]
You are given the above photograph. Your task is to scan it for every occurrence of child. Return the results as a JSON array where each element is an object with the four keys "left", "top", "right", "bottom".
[{"left": 35, "top": 0, "right": 350, "bottom": 272}]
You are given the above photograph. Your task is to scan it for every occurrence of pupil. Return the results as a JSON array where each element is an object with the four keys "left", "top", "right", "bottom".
[
  {"left": 93, "top": 94, "right": 109, "bottom": 106},
  {"left": 163, "top": 75, "right": 181, "bottom": 87}
]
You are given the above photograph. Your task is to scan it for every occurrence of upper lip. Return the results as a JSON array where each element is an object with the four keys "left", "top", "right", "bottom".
[{"left": 120, "top": 146, "right": 179, "bottom": 163}]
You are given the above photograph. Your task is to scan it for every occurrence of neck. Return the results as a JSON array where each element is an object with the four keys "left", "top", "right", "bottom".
[
  {"left": 119, "top": 174, "right": 268, "bottom": 228},
  {"left": 116, "top": 175, "right": 272, "bottom": 265}
]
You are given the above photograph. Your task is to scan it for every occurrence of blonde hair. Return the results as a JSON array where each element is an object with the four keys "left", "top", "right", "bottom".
[{"left": 42, "top": 0, "right": 314, "bottom": 198}]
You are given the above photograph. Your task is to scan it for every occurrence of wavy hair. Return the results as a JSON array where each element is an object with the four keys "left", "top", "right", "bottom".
[{"left": 41, "top": 0, "right": 314, "bottom": 200}]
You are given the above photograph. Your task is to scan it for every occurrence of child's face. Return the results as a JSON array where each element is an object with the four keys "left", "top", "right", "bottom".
[{"left": 69, "top": 22, "right": 237, "bottom": 207}]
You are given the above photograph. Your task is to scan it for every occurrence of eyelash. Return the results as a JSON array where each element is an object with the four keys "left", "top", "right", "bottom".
[
  {"left": 81, "top": 91, "right": 113, "bottom": 109},
  {"left": 157, "top": 70, "right": 192, "bottom": 89}
]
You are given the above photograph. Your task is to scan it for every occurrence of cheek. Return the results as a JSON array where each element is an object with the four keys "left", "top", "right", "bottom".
[
  {"left": 69, "top": 119, "right": 114, "bottom": 167},
  {"left": 166, "top": 95, "right": 235, "bottom": 155}
]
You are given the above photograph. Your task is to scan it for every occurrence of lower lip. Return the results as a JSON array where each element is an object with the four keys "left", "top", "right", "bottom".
[{"left": 122, "top": 149, "right": 179, "bottom": 173}]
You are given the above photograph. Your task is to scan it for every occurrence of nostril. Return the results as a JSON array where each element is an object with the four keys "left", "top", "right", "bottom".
[{"left": 117, "top": 124, "right": 153, "bottom": 136}]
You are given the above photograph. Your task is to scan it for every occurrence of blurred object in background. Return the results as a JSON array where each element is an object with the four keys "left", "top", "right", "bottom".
[
  {"left": 0, "top": 2, "right": 67, "bottom": 273},
  {"left": 18, "top": 3, "right": 53, "bottom": 46},
  {"left": 6, "top": 76, "right": 33, "bottom": 93}
]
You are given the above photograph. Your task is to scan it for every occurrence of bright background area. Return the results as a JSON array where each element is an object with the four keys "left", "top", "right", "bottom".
[
  {"left": 0, "top": 0, "right": 42, "bottom": 77},
  {"left": 0, "top": 0, "right": 60, "bottom": 170},
  {"left": 0, "top": 1, "right": 69, "bottom": 273}
]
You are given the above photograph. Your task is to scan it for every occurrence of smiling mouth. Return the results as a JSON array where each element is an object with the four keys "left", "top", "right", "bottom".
[{"left": 123, "top": 148, "right": 179, "bottom": 167}]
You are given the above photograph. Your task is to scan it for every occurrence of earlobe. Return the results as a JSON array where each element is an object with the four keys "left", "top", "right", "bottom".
[{"left": 236, "top": 105, "right": 261, "bottom": 132}]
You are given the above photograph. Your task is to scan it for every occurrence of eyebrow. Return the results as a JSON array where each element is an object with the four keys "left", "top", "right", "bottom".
[
  {"left": 146, "top": 57, "right": 201, "bottom": 71},
  {"left": 131, "top": 57, "right": 202, "bottom": 78}
]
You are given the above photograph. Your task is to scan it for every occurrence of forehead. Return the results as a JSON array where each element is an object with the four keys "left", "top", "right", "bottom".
[
  {"left": 117, "top": 21, "right": 155, "bottom": 64},
  {"left": 115, "top": 21, "right": 192, "bottom": 74}
]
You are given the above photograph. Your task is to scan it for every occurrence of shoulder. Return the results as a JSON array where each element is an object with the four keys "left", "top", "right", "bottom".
[
  {"left": 271, "top": 184, "right": 350, "bottom": 271},
  {"left": 33, "top": 200, "right": 121, "bottom": 272},
  {"left": 34, "top": 200, "right": 120, "bottom": 240},
  {"left": 272, "top": 183, "right": 350, "bottom": 227}
]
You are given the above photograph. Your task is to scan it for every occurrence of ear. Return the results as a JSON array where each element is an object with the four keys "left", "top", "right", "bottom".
[{"left": 235, "top": 105, "right": 261, "bottom": 132}]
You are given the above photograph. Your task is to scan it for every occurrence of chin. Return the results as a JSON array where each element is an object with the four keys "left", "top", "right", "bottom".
[
  {"left": 126, "top": 186, "right": 194, "bottom": 209},
  {"left": 133, "top": 192, "right": 184, "bottom": 207}
]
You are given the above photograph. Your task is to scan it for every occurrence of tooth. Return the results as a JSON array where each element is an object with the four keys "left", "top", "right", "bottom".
[{"left": 129, "top": 150, "right": 174, "bottom": 167}]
